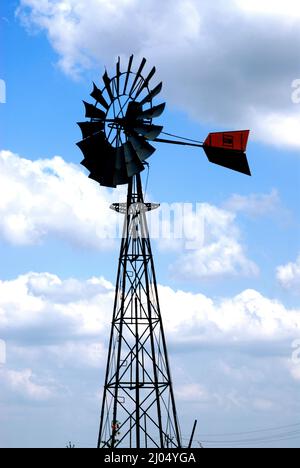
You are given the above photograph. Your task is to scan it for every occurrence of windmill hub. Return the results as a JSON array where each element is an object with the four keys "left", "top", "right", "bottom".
[
  {"left": 104, "top": 98, "right": 156, "bottom": 148},
  {"left": 104, "top": 99, "right": 130, "bottom": 147}
]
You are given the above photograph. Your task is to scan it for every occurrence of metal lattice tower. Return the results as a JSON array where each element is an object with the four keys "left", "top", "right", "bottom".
[
  {"left": 76, "top": 55, "right": 251, "bottom": 449},
  {"left": 98, "top": 174, "right": 181, "bottom": 448}
]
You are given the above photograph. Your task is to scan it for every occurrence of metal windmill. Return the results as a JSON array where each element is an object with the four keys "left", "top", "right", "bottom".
[{"left": 76, "top": 55, "right": 251, "bottom": 449}]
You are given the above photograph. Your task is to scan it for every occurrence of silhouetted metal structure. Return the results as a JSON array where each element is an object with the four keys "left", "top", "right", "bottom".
[
  {"left": 100, "top": 175, "right": 181, "bottom": 448},
  {"left": 76, "top": 55, "right": 251, "bottom": 448}
]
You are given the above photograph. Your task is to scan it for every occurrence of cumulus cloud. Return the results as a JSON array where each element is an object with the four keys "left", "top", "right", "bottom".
[
  {"left": 1, "top": 270, "right": 299, "bottom": 410},
  {"left": 171, "top": 238, "right": 258, "bottom": 280},
  {"left": 159, "top": 285, "right": 300, "bottom": 344},
  {"left": 1, "top": 271, "right": 299, "bottom": 443},
  {"left": 1, "top": 271, "right": 299, "bottom": 352},
  {"left": 27, "top": 272, "right": 113, "bottom": 304},
  {"left": 223, "top": 189, "right": 283, "bottom": 218},
  {"left": 16, "top": 0, "right": 300, "bottom": 148},
  {"left": 236, "top": 0, "right": 300, "bottom": 17},
  {"left": 0, "top": 272, "right": 114, "bottom": 344},
  {"left": 0, "top": 368, "right": 54, "bottom": 401},
  {"left": 176, "top": 383, "right": 209, "bottom": 402},
  {"left": 167, "top": 203, "right": 258, "bottom": 280},
  {"left": 0, "top": 150, "right": 126, "bottom": 249},
  {"left": 0, "top": 150, "right": 257, "bottom": 279},
  {"left": 0, "top": 271, "right": 113, "bottom": 401},
  {"left": 277, "top": 255, "right": 300, "bottom": 293}
]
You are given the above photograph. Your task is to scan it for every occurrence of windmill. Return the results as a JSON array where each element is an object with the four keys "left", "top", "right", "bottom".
[{"left": 77, "top": 55, "right": 251, "bottom": 449}]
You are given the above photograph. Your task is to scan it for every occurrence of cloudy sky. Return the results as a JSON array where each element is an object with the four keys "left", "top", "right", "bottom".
[{"left": 1, "top": 0, "right": 300, "bottom": 448}]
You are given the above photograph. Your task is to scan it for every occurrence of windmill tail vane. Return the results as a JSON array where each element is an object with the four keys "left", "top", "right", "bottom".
[
  {"left": 76, "top": 54, "right": 252, "bottom": 449},
  {"left": 155, "top": 129, "right": 251, "bottom": 176}
]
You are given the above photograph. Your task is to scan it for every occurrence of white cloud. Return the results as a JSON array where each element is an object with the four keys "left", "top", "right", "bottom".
[
  {"left": 253, "top": 111, "right": 300, "bottom": 149},
  {"left": 0, "top": 150, "right": 126, "bottom": 249},
  {"left": 289, "top": 364, "right": 300, "bottom": 382},
  {"left": 277, "top": 255, "right": 300, "bottom": 293},
  {"left": 48, "top": 341, "right": 107, "bottom": 369},
  {"left": 159, "top": 286, "right": 300, "bottom": 343},
  {"left": 0, "top": 79, "right": 6, "bottom": 104},
  {"left": 16, "top": 0, "right": 300, "bottom": 149},
  {"left": 0, "top": 272, "right": 114, "bottom": 340},
  {"left": 1, "top": 271, "right": 299, "bottom": 350},
  {"left": 176, "top": 383, "right": 209, "bottom": 402},
  {"left": 1, "top": 271, "right": 300, "bottom": 444},
  {"left": 0, "top": 368, "right": 53, "bottom": 400},
  {"left": 223, "top": 189, "right": 286, "bottom": 218},
  {"left": 27, "top": 272, "right": 113, "bottom": 304},
  {"left": 0, "top": 150, "right": 257, "bottom": 280},
  {"left": 17, "top": 0, "right": 202, "bottom": 76},
  {"left": 0, "top": 271, "right": 114, "bottom": 401},
  {"left": 235, "top": 0, "right": 300, "bottom": 18},
  {"left": 168, "top": 203, "right": 258, "bottom": 280},
  {"left": 171, "top": 237, "right": 258, "bottom": 280}
]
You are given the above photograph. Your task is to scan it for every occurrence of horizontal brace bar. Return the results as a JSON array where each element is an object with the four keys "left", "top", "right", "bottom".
[
  {"left": 154, "top": 137, "right": 203, "bottom": 148},
  {"left": 105, "top": 383, "right": 169, "bottom": 388},
  {"left": 154, "top": 138, "right": 247, "bottom": 154}
]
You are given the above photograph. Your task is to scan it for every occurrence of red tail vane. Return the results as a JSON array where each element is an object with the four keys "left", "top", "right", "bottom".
[
  {"left": 204, "top": 130, "right": 250, "bottom": 152},
  {"left": 203, "top": 130, "right": 251, "bottom": 176}
]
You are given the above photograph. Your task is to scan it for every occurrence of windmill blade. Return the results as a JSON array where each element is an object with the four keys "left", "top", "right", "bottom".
[
  {"left": 90, "top": 83, "right": 110, "bottom": 110},
  {"left": 81, "top": 158, "right": 94, "bottom": 171},
  {"left": 89, "top": 172, "right": 116, "bottom": 188},
  {"left": 76, "top": 132, "right": 107, "bottom": 158},
  {"left": 99, "top": 175, "right": 117, "bottom": 188},
  {"left": 77, "top": 132, "right": 114, "bottom": 181},
  {"left": 129, "top": 57, "right": 147, "bottom": 96},
  {"left": 125, "top": 101, "right": 142, "bottom": 122},
  {"left": 115, "top": 56, "right": 121, "bottom": 96},
  {"left": 203, "top": 147, "right": 251, "bottom": 176},
  {"left": 133, "top": 123, "right": 163, "bottom": 141},
  {"left": 136, "top": 103, "right": 166, "bottom": 120},
  {"left": 83, "top": 144, "right": 114, "bottom": 169},
  {"left": 123, "top": 54, "right": 134, "bottom": 95},
  {"left": 134, "top": 66, "right": 156, "bottom": 100},
  {"left": 128, "top": 134, "right": 156, "bottom": 161},
  {"left": 124, "top": 142, "right": 145, "bottom": 177},
  {"left": 81, "top": 154, "right": 116, "bottom": 186},
  {"left": 101, "top": 147, "right": 117, "bottom": 187},
  {"left": 88, "top": 172, "right": 103, "bottom": 184},
  {"left": 102, "top": 70, "right": 114, "bottom": 102},
  {"left": 114, "top": 146, "right": 129, "bottom": 185},
  {"left": 139, "top": 82, "right": 163, "bottom": 106},
  {"left": 83, "top": 101, "right": 106, "bottom": 120},
  {"left": 80, "top": 139, "right": 117, "bottom": 187},
  {"left": 77, "top": 121, "right": 104, "bottom": 139},
  {"left": 81, "top": 158, "right": 104, "bottom": 174},
  {"left": 81, "top": 154, "right": 107, "bottom": 178}
]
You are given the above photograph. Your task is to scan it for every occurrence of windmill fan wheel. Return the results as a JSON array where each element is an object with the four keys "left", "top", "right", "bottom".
[{"left": 77, "top": 55, "right": 166, "bottom": 188}]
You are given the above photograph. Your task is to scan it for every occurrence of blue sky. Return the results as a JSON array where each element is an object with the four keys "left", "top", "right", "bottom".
[{"left": 0, "top": 0, "right": 300, "bottom": 448}]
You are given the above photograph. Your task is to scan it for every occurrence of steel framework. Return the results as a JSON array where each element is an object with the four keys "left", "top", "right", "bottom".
[{"left": 98, "top": 174, "right": 181, "bottom": 449}]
